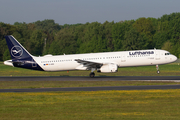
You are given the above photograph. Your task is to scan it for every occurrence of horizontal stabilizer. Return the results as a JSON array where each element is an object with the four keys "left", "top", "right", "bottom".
[{"left": 4, "top": 60, "right": 13, "bottom": 66}]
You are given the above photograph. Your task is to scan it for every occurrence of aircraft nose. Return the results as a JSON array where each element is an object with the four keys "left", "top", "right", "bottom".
[{"left": 172, "top": 55, "right": 177, "bottom": 62}]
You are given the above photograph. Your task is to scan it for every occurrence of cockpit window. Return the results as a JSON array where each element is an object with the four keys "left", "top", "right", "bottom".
[{"left": 165, "top": 53, "right": 171, "bottom": 55}]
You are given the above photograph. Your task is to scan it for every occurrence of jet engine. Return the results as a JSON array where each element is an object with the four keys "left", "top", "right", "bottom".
[{"left": 97, "top": 63, "right": 118, "bottom": 73}]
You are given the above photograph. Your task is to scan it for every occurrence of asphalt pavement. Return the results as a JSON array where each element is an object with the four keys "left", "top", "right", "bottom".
[{"left": 0, "top": 76, "right": 180, "bottom": 92}]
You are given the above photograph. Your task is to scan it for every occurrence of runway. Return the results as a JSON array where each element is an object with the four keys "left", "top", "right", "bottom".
[
  {"left": 1, "top": 76, "right": 180, "bottom": 81},
  {"left": 0, "top": 76, "right": 180, "bottom": 92}
]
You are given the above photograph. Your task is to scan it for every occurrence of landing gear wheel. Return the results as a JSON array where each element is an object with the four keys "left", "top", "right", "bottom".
[
  {"left": 156, "top": 65, "right": 160, "bottom": 74},
  {"left": 89, "top": 72, "right": 95, "bottom": 78}
]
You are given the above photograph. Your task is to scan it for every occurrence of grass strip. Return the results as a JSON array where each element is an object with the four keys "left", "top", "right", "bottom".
[
  {"left": 0, "top": 89, "right": 180, "bottom": 120},
  {"left": 0, "top": 62, "right": 180, "bottom": 76},
  {"left": 1, "top": 80, "right": 180, "bottom": 89}
]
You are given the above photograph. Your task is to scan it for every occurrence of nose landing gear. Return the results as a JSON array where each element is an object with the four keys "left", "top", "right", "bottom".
[{"left": 156, "top": 65, "right": 160, "bottom": 74}]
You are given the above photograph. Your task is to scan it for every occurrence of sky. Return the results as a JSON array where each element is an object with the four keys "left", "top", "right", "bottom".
[{"left": 1, "top": 0, "right": 180, "bottom": 25}]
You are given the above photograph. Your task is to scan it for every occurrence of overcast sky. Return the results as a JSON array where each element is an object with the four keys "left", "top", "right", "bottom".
[{"left": 1, "top": 0, "right": 180, "bottom": 25}]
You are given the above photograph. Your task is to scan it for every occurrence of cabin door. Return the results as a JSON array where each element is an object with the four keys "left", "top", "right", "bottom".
[
  {"left": 155, "top": 52, "right": 160, "bottom": 60},
  {"left": 121, "top": 54, "right": 126, "bottom": 62}
]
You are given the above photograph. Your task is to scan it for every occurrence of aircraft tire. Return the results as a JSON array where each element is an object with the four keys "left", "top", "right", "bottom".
[
  {"left": 89, "top": 72, "right": 95, "bottom": 78},
  {"left": 157, "top": 70, "right": 160, "bottom": 74}
]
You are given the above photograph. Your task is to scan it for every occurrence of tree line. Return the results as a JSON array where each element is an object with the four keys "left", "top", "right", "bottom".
[{"left": 1, "top": 12, "right": 180, "bottom": 61}]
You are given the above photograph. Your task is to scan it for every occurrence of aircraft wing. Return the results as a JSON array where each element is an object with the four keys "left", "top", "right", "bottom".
[{"left": 75, "top": 59, "right": 103, "bottom": 68}]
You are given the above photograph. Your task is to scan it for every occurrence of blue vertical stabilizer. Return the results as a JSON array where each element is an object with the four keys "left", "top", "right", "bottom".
[
  {"left": 5, "top": 35, "right": 43, "bottom": 71},
  {"left": 5, "top": 35, "right": 32, "bottom": 60}
]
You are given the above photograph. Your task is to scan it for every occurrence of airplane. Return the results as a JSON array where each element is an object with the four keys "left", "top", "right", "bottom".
[{"left": 4, "top": 35, "right": 177, "bottom": 77}]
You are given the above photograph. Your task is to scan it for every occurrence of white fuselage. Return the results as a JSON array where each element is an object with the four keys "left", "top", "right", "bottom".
[
  {"left": 33, "top": 49, "right": 177, "bottom": 72},
  {"left": 4, "top": 35, "right": 178, "bottom": 77}
]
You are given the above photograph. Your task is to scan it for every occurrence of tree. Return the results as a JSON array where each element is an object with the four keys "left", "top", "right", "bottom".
[
  {"left": 27, "top": 30, "right": 46, "bottom": 56},
  {"left": 133, "top": 17, "right": 154, "bottom": 37},
  {"left": 123, "top": 28, "right": 139, "bottom": 50},
  {"left": 161, "top": 41, "right": 173, "bottom": 52},
  {"left": 153, "top": 31, "right": 168, "bottom": 49},
  {"left": 48, "top": 28, "right": 77, "bottom": 55}
]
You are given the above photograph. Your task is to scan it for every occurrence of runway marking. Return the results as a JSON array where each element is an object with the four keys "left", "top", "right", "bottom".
[{"left": 131, "top": 80, "right": 180, "bottom": 82}]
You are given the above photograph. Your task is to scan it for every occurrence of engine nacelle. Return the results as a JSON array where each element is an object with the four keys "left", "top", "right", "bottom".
[
  {"left": 76, "top": 65, "right": 89, "bottom": 70},
  {"left": 97, "top": 63, "right": 118, "bottom": 73}
]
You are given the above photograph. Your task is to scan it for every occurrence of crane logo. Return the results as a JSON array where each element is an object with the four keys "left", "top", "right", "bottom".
[{"left": 11, "top": 45, "right": 23, "bottom": 58}]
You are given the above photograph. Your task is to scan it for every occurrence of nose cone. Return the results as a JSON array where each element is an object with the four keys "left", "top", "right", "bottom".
[{"left": 172, "top": 55, "right": 177, "bottom": 62}]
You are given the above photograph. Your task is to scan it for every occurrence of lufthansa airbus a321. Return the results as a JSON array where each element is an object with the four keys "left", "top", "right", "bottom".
[{"left": 4, "top": 35, "right": 177, "bottom": 77}]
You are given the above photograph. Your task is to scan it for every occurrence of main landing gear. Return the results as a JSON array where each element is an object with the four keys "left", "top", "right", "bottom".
[
  {"left": 156, "top": 65, "right": 160, "bottom": 74},
  {"left": 89, "top": 68, "right": 96, "bottom": 78},
  {"left": 89, "top": 72, "right": 95, "bottom": 78}
]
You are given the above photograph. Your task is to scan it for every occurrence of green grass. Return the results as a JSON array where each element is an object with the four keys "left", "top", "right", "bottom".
[
  {"left": 1, "top": 62, "right": 180, "bottom": 76},
  {"left": 0, "top": 90, "right": 180, "bottom": 120},
  {"left": 1, "top": 80, "right": 180, "bottom": 89},
  {"left": 1, "top": 62, "right": 180, "bottom": 89},
  {"left": 1, "top": 62, "right": 180, "bottom": 120}
]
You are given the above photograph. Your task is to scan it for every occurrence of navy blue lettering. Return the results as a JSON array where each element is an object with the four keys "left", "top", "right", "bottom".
[{"left": 129, "top": 51, "right": 154, "bottom": 56}]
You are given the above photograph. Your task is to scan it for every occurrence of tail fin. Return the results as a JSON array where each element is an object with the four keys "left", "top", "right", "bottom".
[
  {"left": 5, "top": 35, "right": 32, "bottom": 60},
  {"left": 4, "top": 35, "right": 43, "bottom": 71}
]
